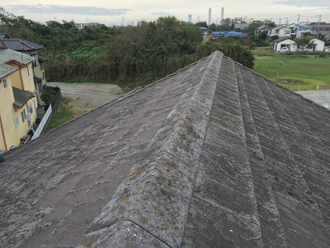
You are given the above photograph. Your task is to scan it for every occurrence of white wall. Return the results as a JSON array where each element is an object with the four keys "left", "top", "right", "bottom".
[{"left": 274, "top": 40, "right": 296, "bottom": 52}]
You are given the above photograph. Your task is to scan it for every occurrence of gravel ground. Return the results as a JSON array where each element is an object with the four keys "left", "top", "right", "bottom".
[
  {"left": 295, "top": 89, "right": 330, "bottom": 110},
  {"left": 47, "top": 82, "right": 124, "bottom": 110}
]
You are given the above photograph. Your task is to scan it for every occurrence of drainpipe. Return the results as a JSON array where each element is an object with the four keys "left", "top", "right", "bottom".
[
  {"left": 0, "top": 114, "right": 8, "bottom": 151},
  {"left": 19, "top": 66, "right": 25, "bottom": 91}
]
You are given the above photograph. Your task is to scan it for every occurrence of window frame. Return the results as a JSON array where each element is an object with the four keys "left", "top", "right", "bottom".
[
  {"left": 14, "top": 117, "right": 19, "bottom": 128},
  {"left": 28, "top": 103, "right": 33, "bottom": 114},
  {"left": 21, "top": 109, "right": 26, "bottom": 123}
]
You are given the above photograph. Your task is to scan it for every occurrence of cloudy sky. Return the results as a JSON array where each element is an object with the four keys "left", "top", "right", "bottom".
[{"left": 2, "top": 0, "right": 330, "bottom": 26}]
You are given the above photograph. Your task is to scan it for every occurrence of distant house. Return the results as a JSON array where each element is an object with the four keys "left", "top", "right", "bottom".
[
  {"left": 212, "top": 31, "right": 248, "bottom": 39},
  {"left": 269, "top": 25, "right": 292, "bottom": 37},
  {"left": 296, "top": 27, "right": 313, "bottom": 38},
  {"left": 312, "top": 30, "right": 330, "bottom": 40},
  {"left": 0, "top": 49, "right": 38, "bottom": 152},
  {"left": 309, "top": 38, "right": 325, "bottom": 51},
  {"left": 0, "top": 33, "right": 48, "bottom": 96},
  {"left": 310, "top": 24, "right": 330, "bottom": 32},
  {"left": 75, "top": 22, "right": 101, "bottom": 30},
  {"left": 200, "top": 27, "right": 209, "bottom": 35},
  {"left": 256, "top": 24, "right": 271, "bottom": 34},
  {"left": 273, "top": 37, "right": 296, "bottom": 52},
  {"left": 273, "top": 37, "right": 325, "bottom": 52},
  {"left": 234, "top": 23, "right": 249, "bottom": 32}
]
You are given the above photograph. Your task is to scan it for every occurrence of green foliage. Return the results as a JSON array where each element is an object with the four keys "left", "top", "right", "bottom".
[
  {"left": 49, "top": 103, "right": 75, "bottom": 130},
  {"left": 294, "top": 37, "right": 314, "bottom": 52},
  {"left": 40, "top": 86, "right": 55, "bottom": 104},
  {"left": 1, "top": 14, "right": 255, "bottom": 88}
]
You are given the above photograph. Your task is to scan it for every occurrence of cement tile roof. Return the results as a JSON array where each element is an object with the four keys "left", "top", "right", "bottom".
[{"left": 1, "top": 51, "right": 330, "bottom": 248}]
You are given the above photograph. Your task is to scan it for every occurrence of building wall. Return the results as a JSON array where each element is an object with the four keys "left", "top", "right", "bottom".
[
  {"left": 310, "top": 39, "right": 325, "bottom": 51},
  {"left": 23, "top": 51, "right": 47, "bottom": 90},
  {"left": 0, "top": 67, "right": 37, "bottom": 151},
  {"left": 274, "top": 40, "right": 297, "bottom": 52},
  {"left": 278, "top": 28, "right": 291, "bottom": 37}
]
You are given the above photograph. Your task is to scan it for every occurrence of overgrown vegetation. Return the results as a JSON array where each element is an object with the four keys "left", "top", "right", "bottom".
[
  {"left": 0, "top": 14, "right": 255, "bottom": 88},
  {"left": 49, "top": 97, "right": 88, "bottom": 130}
]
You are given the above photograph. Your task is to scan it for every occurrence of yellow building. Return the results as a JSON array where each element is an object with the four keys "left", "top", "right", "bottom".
[
  {"left": 0, "top": 48, "right": 38, "bottom": 152},
  {"left": 0, "top": 33, "right": 48, "bottom": 103}
]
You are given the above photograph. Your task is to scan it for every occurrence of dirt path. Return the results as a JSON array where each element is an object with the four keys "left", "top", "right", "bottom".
[{"left": 47, "top": 82, "right": 123, "bottom": 110}]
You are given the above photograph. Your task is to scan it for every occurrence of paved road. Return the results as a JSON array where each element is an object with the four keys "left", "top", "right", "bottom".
[
  {"left": 47, "top": 82, "right": 123, "bottom": 110},
  {"left": 295, "top": 89, "right": 330, "bottom": 110}
]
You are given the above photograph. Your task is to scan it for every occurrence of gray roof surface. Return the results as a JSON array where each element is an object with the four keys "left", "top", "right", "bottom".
[
  {"left": 273, "top": 36, "right": 292, "bottom": 43},
  {"left": 0, "top": 33, "right": 10, "bottom": 40},
  {"left": 0, "top": 63, "right": 17, "bottom": 79},
  {"left": 12, "top": 87, "right": 33, "bottom": 108},
  {"left": 1, "top": 51, "right": 330, "bottom": 248},
  {"left": 1, "top": 38, "right": 44, "bottom": 51},
  {"left": 38, "top": 55, "right": 48, "bottom": 63},
  {"left": 0, "top": 48, "right": 36, "bottom": 65}
]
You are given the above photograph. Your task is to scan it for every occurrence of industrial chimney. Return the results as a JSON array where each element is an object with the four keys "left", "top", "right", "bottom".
[
  {"left": 221, "top": 7, "right": 224, "bottom": 24},
  {"left": 208, "top": 8, "right": 211, "bottom": 26}
]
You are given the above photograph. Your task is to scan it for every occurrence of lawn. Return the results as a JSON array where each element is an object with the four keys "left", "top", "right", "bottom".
[{"left": 253, "top": 48, "right": 330, "bottom": 90}]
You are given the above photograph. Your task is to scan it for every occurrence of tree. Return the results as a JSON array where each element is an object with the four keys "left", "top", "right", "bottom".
[
  {"left": 294, "top": 37, "right": 315, "bottom": 53},
  {"left": 194, "top": 21, "right": 208, "bottom": 28}
]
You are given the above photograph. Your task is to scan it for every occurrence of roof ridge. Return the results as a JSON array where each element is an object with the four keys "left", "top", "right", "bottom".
[{"left": 78, "top": 51, "right": 224, "bottom": 247}]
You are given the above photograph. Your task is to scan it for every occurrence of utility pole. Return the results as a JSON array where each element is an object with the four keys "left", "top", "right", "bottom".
[
  {"left": 316, "top": 15, "right": 321, "bottom": 38},
  {"left": 297, "top": 14, "right": 300, "bottom": 28}
]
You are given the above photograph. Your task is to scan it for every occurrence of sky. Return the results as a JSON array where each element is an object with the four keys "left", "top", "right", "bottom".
[{"left": 1, "top": 0, "right": 330, "bottom": 26}]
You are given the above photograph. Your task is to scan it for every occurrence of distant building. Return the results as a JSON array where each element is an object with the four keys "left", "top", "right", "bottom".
[
  {"left": 310, "top": 24, "right": 330, "bottom": 32},
  {"left": 0, "top": 33, "right": 48, "bottom": 97},
  {"left": 234, "top": 23, "right": 249, "bottom": 32},
  {"left": 75, "top": 22, "right": 101, "bottom": 30},
  {"left": 188, "top": 14, "right": 192, "bottom": 23},
  {"left": 0, "top": 49, "right": 38, "bottom": 152},
  {"left": 212, "top": 31, "right": 248, "bottom": 39}
]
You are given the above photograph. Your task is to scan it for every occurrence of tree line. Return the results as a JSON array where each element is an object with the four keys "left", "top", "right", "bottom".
[{"left": 0, "top": 13, "right": 255, "bottom": 89}]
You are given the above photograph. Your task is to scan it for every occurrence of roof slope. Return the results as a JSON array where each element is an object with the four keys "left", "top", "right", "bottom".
[
  {"left": 1, "top": 51, "right": 330, "bottom": 248},
  {"left": 0, "top": 38, "right": 44, "bottom": 51},
  {"left": 0, "top": 48, "right": 36, "bottom": 65}
]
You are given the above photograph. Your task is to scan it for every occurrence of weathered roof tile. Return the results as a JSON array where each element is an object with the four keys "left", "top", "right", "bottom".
[{"left": 1, "top": 51, "right": 330, "bottom": 248}]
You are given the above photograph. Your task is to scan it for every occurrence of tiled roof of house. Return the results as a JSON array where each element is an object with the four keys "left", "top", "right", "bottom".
[
  {"left": 0, "top": 63, "right": 17, "bottom": 80},
  {"left": 273, "top": 36, "right": 292, "bottom": 43},
  {"left": 1, "top": 51, "right": 330, "bottom": 247},
  {"left": 0, "top": 33, "right": 10, "bottom": 40},
  {"left": 312, "top": 30, "right": 330, "bottom": 36},
  {"left": 0, "top": 48, "right": 36, "bottom": 65},
  {"left": 12, "top": 87, "right": 33, "bottom": 108},
  {"left": 1, "top": 38, "right": 44, "bottom": 51},
  {"left": 38, "top": 55, "right": 48, "bottom": 63}
]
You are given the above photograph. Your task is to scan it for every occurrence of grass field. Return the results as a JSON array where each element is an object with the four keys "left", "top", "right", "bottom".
[
  {"left": 49, "top": 97, "right": 89, "bottom": 130},
  {"left": 253, "top": 47, "right": 330, "bottom": 90}
]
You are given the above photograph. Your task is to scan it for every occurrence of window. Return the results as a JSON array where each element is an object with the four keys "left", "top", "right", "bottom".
[
  {"left": 21, "top": 109, "right": 26, "bottom": 123},
  {"left": 27, "top": 65, "right": 30, "bottom": 76},
  {"left": 3, "top": 79, "right": 7, "bottom": 89},
  {"left": 14, "top": 117, "right": 19, "bottom": 128},
  {"left": 28, "top": 103, "right": 33, "bottom": 114},
  {"left": 40, "top": 62, "right": 43, "bottom": 70}
]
